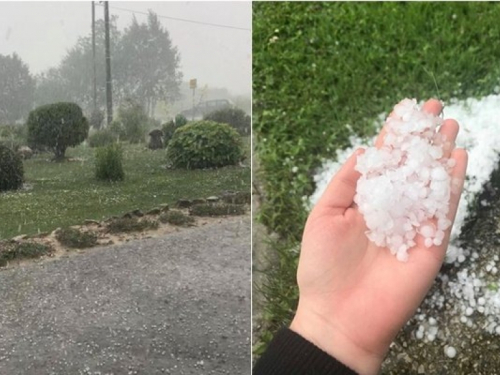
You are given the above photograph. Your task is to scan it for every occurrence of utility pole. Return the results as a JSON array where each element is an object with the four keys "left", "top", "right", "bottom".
[
  {"left": 92, "top": 1, "right": 97, "bottom": 114},
  {"left": 104, "top": 1, "right": 113, "bottom": 126}
]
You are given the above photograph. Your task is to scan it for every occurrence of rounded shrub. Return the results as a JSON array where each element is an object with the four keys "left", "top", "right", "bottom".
[
  {"left": 175, "top": 114, "right": 188, "bottom": 127},
  {"left": 116, "top": 99, "right": 148, "bottom": 144},
  {"left": 204, "top": 107, "right": 250, "bottom": 135},
  {"left": 166, "top": 120, "right": 244, "bottom": 169},
  {"left": 162, "top": 119, "right": 187, "bottom": 148},
  {"left": 27, "top": 102, "right": 89, "bottom": 160},
  {"left": 161, "top": 120, "right": 176, "bottom": 147},
  {"left": 0, "top": 143, "right": 24, "bottom": 191},
  {"left": 0, "top": 124, "right": 28, "bottom": 151},
  {"left": 89, "top": 110, "right": 105, "bottom": 130},
  {"left": 95, "top": 143, "right": 125, "bottom": 181},
  {"left": 88, "top": 129, "right": 117, "bottom": 148}
]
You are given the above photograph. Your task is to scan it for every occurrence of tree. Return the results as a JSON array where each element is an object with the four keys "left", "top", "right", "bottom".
[
  {"left": 27, "top": 102, "right": 89, "bottom": 160},
  {"left": 115, "top": 12, "right": 182, "bottom": 117},
  {"left": 0, "top": 53, "right": 36, "bottom": 123},
  {"left": 34, "top": 18, "right": 121, "bottom": 114}
]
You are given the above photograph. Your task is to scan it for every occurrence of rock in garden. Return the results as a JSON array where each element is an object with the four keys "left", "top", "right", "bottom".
[
  {"left": 132, "top": 209, "right": 144, "bottom": 217},
  {"left": 148, "top": 129, "right": 164, "bottom": 150},
  {"left": 17, "top": 146, "right": 33, "bottom": 160}
]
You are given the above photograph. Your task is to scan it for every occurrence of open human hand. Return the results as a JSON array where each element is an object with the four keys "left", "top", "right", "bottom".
[{"left": 290, "top": 99, "right": 468, "bottom": 375}]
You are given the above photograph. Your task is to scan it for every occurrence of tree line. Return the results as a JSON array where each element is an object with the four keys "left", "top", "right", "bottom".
[{"left": 0, "top": 11, "right": 182, "bottom": 124}]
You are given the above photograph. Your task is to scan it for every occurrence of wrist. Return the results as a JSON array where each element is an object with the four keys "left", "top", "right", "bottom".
[{"left": 290, "top": 304, "right": 385, "bottom": 375}]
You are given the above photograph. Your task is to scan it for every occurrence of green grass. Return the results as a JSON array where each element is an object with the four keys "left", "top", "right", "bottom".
[
  {"left": 253, "top": 1, "right": 500, "bottom": 353},
  {"left": 0, "top": 137, "right": 250, "bottom": 240}
]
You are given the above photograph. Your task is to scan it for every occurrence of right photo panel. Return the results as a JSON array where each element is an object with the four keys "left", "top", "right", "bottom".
[{"left": 252, "top": 2, "right": 500, "bottom": 374}]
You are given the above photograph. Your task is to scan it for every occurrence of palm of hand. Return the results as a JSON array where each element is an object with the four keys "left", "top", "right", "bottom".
[
  {"left": 299, "top": 205, "right": 444, "bottom": 358},
  {"left": 290, "top": 99, "right": 467, "bottom": 374}
]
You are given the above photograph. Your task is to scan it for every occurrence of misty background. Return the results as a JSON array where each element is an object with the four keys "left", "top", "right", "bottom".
[{"left": 0, "top": 1, "right": 251, "bottom": 124}]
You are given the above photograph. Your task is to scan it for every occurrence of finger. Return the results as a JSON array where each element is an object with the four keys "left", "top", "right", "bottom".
[
  {"left": 446, "top": 148, "right": 468, "bottom": 228},
  {"left": 315, "top": 148, "right": 364, "bottom": 215},
  {"left": 421, "top": 98, "right": 442, "bottom": 116},
  {"left": 412, "top": 148, "right": 467, "bottom": 264},
  {"left": 437, "top": 119, "right": 459, "bottom": 159},
  {"left": 375, "top": 99, "right": 443, "bottom": 148}
]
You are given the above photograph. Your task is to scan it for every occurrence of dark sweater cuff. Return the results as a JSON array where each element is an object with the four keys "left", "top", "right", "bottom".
[{"left": 253, "top": 328, "right": 359, "bottom": 375}]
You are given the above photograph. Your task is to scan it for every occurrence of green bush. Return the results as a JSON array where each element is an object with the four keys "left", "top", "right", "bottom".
[
  {"left": 88, "top": 129, "right": 117, "bottom": 148},
  {"left": 159, "top": 210, "right": 195, "bottom": 226},
  {"left": 0, "top": 124, "right": 27, "bottom": 150},
  {"left": 162, "top": 115, "right": 189, "bottom": 147},
  {"left": 107, "top": 217, "right": 158, "bottom": 233},
  {"left": 204, "top": 107, "right": 250, "bottom": 135},
  {"left": 175, "top": 114, "right": 188, "bottom": 127},
  {"left": 0, "top": 143, "right": 24, "bottom": 191},
  {"left": 95, "top": 143, "right": 125, "bottom": 181},
  {"left": 108, "top": 119, "right": 126, "bottom": 140},
  {"left": 27, "top": 102, "right": 89, "bottom": 160},
  {"left": 90, "top": 109, "right": 105, "bottom": 129},
  {"left": 0, "top": 241, "right": 53, "bottom": 267},
  {"left": 166, "top": 120, "right": 244, "bottom": 169},
  {"left": 55, "top": 227, "right": 98, "bottom": 248},
  {"left": 161, "top": 121, "right": 176, "bottom": 146},
  {"left": 190, "top": 203, "right": 246, "bottom": 217},
  {"left": 115, "top": 99, "right": 148, "bottom": 143}
]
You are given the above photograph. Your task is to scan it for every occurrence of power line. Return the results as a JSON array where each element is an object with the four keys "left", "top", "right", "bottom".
[{"left": 95, "top": 3, "right": 251, "bottom": 32}]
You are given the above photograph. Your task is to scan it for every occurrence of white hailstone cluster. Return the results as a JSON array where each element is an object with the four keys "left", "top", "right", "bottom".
[
  {"left": 354, "top": 98, "right": 454, "bottom": 261},
  {"left": 448, "top": 256, "right": 500, "bottom": 335}
]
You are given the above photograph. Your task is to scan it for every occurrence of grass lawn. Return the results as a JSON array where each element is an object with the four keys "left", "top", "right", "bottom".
[
  {"left": 0, "top": 137, "right": 250, "bottom": 240},
  {"left": 253, "top": 1, "right": 500, "bottom": 355}
]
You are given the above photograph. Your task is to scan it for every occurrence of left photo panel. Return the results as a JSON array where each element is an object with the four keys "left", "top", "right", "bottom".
[{"left": 0, "top": 2, "right": 251, "bottom": 374}]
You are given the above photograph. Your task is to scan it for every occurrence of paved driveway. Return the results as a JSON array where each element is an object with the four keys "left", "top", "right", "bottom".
[{"left": 0, "top": 217, "right": 251, "bottom": 375}]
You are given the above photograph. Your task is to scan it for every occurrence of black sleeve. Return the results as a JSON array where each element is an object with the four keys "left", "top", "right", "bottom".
[{"left": 253, "top": 328, "right": 359, "bottom": 375}]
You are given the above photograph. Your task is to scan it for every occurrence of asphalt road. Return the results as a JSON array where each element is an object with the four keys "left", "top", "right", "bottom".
[{"left": 0, "top": 217, "right": 251, "bottom": 375}]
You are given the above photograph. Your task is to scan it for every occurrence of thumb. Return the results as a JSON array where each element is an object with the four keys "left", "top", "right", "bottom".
[{"left": 315, "top": 148, "right": 364, "bottom": 216}]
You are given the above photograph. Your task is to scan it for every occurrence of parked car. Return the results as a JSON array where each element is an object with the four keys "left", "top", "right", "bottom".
[{"left": 180, "top": 99, "right": 233, "bottom": 120}]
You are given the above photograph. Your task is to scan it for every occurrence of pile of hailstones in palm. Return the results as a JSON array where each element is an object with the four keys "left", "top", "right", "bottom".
[
  {"left": 354, "top": 99, "right": 457, "bottom": 262},
  {"left": 310, "top": 96, "right": 500, "bottom": 358}
]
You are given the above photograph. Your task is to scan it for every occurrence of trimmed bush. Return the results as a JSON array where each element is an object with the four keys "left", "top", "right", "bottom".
[
  {"left": 190, "top": 203, "right": 246, "bottom": 217},
  {"left": 107, "top": 217, "right": 158, "bottom": 233},
  {"left": 0, "top": 241, "right": 53, "bottom": 267},
  {"left": 55, "top": 227, "right": 98, "bottom": 248},
  {"left": 166, "top": 120, "right": 244, "bottom": 169},
  {"left": 90, "top": 110, "right": 105, "bottom": 129},
  {"left": 204, "top": 107, "right": 250, "bottom": 135},
  {"left": 95, "top": 143, "right": 125, "bottom": 181},
  {"left": 116, "top": 99, "right": 148, "bottom": 143},
  {"left": 161, "top": 121, "right": 176, "bottom": 147},
  {"left": 175, "top": 114, "right": 188, "bottom": 127},
  {"left": 0, "top": 124, "right": 27, "bottom": 151},
  {"left": 162, "top": 115, "right": 189, "bottom": 147},
  {"left": 88, "top": 129, "right": 117, "bottom": 148},
  {"left": 0, "top": 143, "right": 24, "bottom": 191},
  {"left": 159, "top": 210, "right": 195, "bottom": 226},
  {"left": 27, "top": 102, "right": 89, "bottom": 160}
]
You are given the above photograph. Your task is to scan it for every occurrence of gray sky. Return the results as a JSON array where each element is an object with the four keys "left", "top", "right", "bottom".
[{"left": 0, "top": 1, "right": 251, "bottom": 96}]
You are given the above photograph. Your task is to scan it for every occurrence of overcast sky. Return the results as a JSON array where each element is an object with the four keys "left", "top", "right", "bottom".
[{"left": 0, "top": 1, "right": 251, "bottom": 96}]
